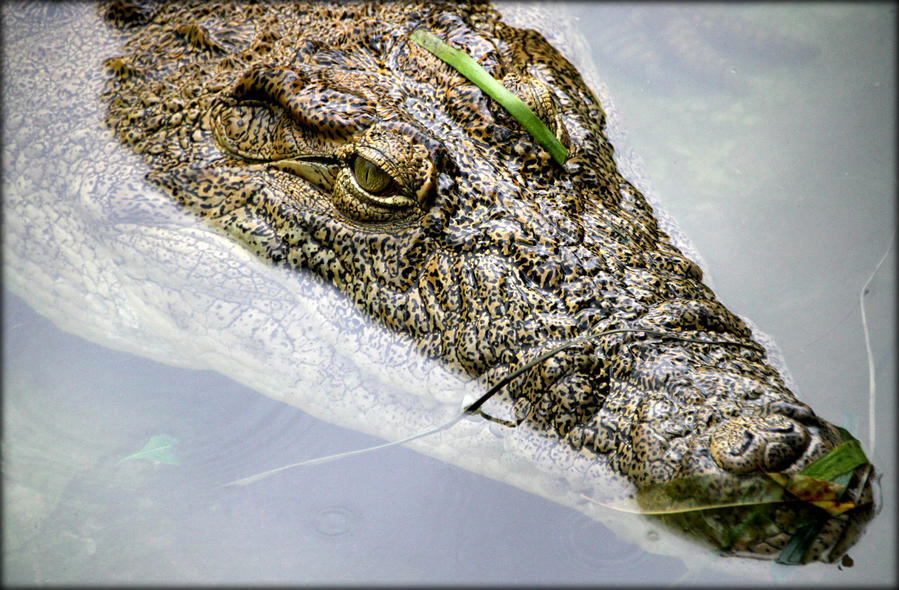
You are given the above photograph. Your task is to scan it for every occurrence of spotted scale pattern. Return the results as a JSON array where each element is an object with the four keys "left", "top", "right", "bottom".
[{"left": 101, "top": 0, "right": 873, "bottom": 562}]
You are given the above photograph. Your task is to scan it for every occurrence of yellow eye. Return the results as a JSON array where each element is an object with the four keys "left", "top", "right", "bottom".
[{"left": 352, "top": 155, "right": 394, "bottom": 195}]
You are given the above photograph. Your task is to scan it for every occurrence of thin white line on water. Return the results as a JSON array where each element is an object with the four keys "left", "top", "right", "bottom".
[{"left": 859, "top": 232, "right": 894, "bottom": 455}]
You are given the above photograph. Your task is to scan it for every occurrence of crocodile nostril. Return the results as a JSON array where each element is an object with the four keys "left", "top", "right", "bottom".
[
  {"left": 760, "top": 420, "right": 800, "bottom": 434},
  {"left": 733, "top": 431, "right": 756, "bottom": 455},
  {"left": 710, "top": 414, "right": 810, "bottom": 474},
  {"left": 767, "top": 400, "right": 816, "bottom": 423},
  {"left": 709, "top": 419, "right": 764, "bottom": 474},
  {"left": 764, "top": 442, "right": 800, "bottom": 472}
]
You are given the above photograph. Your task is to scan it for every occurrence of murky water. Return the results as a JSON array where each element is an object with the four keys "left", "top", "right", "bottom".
[{"left": 3, "top": 3, "right": 895, "bottom": 585}]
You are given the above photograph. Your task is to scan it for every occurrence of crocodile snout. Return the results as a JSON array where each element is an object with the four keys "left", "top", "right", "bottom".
[{"left": 709, "top": 413, "right": 811, "bottom": 474}]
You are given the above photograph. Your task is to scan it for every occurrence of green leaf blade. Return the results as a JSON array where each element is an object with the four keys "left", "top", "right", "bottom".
[
  {"left": 799, "top": 438, "right": 867, "bottom": 480},
  {"left": 409, "top": 28, "right": 568, "bottom": 166},
  {"left": 776, "top": 517, "right": 826, "bottom": 565}
]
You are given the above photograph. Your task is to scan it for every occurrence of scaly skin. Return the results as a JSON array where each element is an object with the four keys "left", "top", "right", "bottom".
[{"left": 99, "top": 0, "right": 874, "bottom": 562}]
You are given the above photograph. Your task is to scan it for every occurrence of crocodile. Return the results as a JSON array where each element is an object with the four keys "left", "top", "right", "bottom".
[{"left": 3, "top": 0, "right": 876, "bottom": 572}]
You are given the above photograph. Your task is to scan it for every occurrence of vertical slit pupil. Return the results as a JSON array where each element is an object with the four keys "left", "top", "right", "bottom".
[{"left": 353, "top": 155, "right": 393, "bottom": 194}]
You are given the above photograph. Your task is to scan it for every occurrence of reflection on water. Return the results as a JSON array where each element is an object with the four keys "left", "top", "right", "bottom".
[{"left": 3, "top": 2, "right": 895, "bottom": 585}]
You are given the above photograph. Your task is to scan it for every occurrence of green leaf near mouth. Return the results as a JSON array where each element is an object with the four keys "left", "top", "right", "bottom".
[
  {"left": 409, "top": 28, "right": 568, "bottom": 166},
  {"left": 772, "top": 427, "right": 871, "bottom": 564},
  {"left": 767, "top": 427, "right": 870, "bottom": 517},
  {"left": 798, "top": 430, "right": 868, "bottom": 480}
]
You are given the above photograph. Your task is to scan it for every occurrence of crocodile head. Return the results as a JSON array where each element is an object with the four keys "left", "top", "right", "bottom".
[{"left": 101, "top": 1, "right": 875, "bottom": 563}]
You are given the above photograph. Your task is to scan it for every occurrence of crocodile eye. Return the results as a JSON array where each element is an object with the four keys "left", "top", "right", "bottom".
[
  {"left": 330, "top": 126, "right": 436, "bottom": 224},
  {"left": 352, "top": 155, "right": 394, "bottom": 195}
]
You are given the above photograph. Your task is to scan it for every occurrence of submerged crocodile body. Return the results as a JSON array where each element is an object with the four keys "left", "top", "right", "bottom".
[
  {"left": 95, "top": 0, "right": 876, "bottom": 563},
  {"left": 3, "top": 1, "right": 875, "bottom": 571}
]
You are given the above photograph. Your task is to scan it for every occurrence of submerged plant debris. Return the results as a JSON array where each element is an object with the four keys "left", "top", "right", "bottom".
[{"left": 118, "top": 434, "right": 180, "bottom": 466}]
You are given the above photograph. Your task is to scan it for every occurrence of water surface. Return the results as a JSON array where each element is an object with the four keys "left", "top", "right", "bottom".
[{"left": 3, "top": 3, "right": 895, "bottom": 585}]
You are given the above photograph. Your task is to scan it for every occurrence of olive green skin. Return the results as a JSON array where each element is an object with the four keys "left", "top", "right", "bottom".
[{"left": 97, "top": 0, "right": 873, "bottom": 562}]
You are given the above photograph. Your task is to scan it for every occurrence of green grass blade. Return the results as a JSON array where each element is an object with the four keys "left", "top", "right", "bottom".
[
  {"left": 776, "top": 517, "right": 826, "bottom": 565},
  {"left": 409, "top": 28, "right": 568, "bottom": 165},
  {"left": 799, "top": 438, "right": 867, "bottom": 480}
]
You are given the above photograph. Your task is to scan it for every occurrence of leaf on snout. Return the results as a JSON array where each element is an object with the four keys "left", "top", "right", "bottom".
[
  {"left": 767, "top": 473, "right": 857, "bottom": 516},
  {"left": 766, "top": 431, "right": 870, "bottom": 516},
  {"left": 798, "top": 437, "right": 867, "bottom": 480},
  {"left": 772, "top": 427, "right": 872, "bottom": 564}
]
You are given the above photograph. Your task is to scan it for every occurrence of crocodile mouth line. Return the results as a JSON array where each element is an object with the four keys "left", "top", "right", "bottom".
[{"left": 464, "top": 326, "right": 765, "bottom": 427}]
